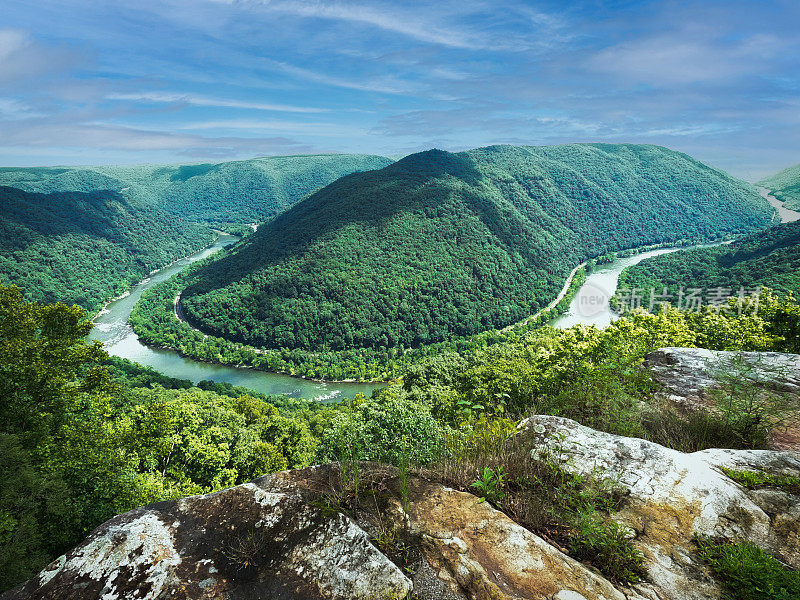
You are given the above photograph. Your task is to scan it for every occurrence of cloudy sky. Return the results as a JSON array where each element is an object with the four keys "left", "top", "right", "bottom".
[{"left": 1, "top": 0, "right": 797, "bottom": 179}]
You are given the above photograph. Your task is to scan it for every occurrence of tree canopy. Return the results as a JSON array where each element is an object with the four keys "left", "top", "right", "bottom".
[
  {"left": 759, "top": 163, "right": 800, "bottom": 210},
  {"left": 180, "top": 144, "right": 773, "bottom": 353},
  {"left": 617, "top": 221, "right": 800, "bottom": 301}
]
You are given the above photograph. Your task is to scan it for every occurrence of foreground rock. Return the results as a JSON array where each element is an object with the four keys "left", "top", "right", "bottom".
[
  {"left": 522, "top": 415, "right": 800, "bottom": 600},
  {"left": 6, "top": 413, "right": 799, "bottom": 599},
  {"left": 4, "top": 460, "right": 652, "bottom": 600},
  {"left": 645, "top": 347, "right": 800, "bottom": 404},
  {"left": 644, "top": 347, "right": 800, "bottom": 450},
  {"left": 2, "top": 482, "right": 411, "bottom": 600}
]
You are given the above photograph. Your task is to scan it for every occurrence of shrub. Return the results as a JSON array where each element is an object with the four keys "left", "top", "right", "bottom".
[
  {"left": 471, "top": 467, "right": 506, "bottom": 505},
  {"left": 696, "top": 537, "right": 800, "bottom": 600},
  {"left": 721, "top": 468, "right": 800, "bottom": 495},
  {"left": 708, "top": 353, "right": 796, "bottom": 449},
  {"left": 567, "top": 507, "right": 644, "bottom": 584},
  {"left": 317, "top": 396, "right": 447, "bottom": 467}
]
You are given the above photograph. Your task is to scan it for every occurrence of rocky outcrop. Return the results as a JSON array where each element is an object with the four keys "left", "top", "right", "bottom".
[
  {"left": 399, "top": 481, "right": 640, "bottom": 600},
  {"left": 645, "top": 347, "right": 800, "bottom": 406},
  {"left": 521, "top": 415, "right": 800, "bottom": 600},
  {"left": 3, "top": 460, "right": 659, "bottom": 600},
  {"left": 644, "top": 347, "right": 800, "bottom": 450},
  {"left": 2, "top": 481, "right": 412, "bottom": 600},
  {"left": 6, "top": 431, "right": 799, "bottom": 600}
]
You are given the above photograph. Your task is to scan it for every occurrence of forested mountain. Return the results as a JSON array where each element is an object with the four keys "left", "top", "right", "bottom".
[
  {"left": 759, "top": 163, "right": 800, "bottom": 211},
  {"left": 180, "top": 144, "right": 774, "bottom": 352},
  {"left": 0, "top": 186, "right": 212, "bottom": 312},
  {"left": 0, "top": 154, "right": 391, "bottom": 312},
  {"left": 616, "top": 221, "right": 800, "bottom": 299},
  {"left": 0, "top": 154, "right": 392, "bottom": 229}
]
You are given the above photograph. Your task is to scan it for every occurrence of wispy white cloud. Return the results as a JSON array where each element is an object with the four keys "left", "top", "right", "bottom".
[
  {"left": 0, "top": 118, "right": 310, "bottom": 157},
  {"left": 586, "top": 30, "right": 791, "bottom": 86},
  {"left": 256, "top": 1, "right": 487, "bottom": 50},
  {"left": 179, "top": 118, "right": 366, "bottom": 136},
  {"left": 261, "top": 58, "right": 424, "bottom": 95},
  {"left": 106, "top": 91, "right": 329, "bottom": 113},
  {"left": 0, "top": 97, "right": 42, "bottom": 118}
]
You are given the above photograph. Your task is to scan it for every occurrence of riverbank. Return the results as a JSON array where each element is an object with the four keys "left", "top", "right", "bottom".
[
  {"left": 91, "top": 234, "right": 229, "bottom": 321},
  {"left": 760, "top": 186, "right": 800, "bottom": 223},
  {"left": 550, "top": 241, "right": 730, "bottom": 329},
  {"left": 89, "top": 232, "right": 382, "bottom": 401},
  {"left": 114, "top": 228, "right": 767, "bottom": 392}
]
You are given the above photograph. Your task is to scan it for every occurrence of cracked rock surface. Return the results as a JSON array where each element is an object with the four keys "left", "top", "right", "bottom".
[
  {"left": 520, "top": 415, "right": 800, "bottom": 600},
  {"left": 1, "top": 480, "right": 411, "bottom": 600}
]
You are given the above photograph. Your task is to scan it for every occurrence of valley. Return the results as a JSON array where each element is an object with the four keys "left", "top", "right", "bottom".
[
  {"left": 4, "top": 4, "right": 800, "bottom": 598},
  {"left": 89, "top": 232, "right": 381, "bottom": 401},
  {"left": 165, "top": 144, "right": 773, "bottom": 379},
  {"left": 3, "top": 145, "right": 800, "bottom": 597}
]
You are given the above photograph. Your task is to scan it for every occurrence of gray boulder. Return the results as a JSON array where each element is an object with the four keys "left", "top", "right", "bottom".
[
  {"left": 2, "top": 481, "right": 411, "bottom": 600},
  {"left": 521, "top": 415, "right": 800, "bottom": 600}
]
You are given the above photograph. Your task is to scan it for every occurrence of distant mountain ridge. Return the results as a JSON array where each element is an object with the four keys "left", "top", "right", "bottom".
[
  {"left": 0, "top": 154, "right": 393, "bottom": 228},
  {"left": 0, "top": 154, "right": 392, "bottom": 311},
  {"left": 760, "top": 163, "right": 800, "bottom": 211},
  {"left": 180, "top": 143, "right": 774, "bottom": 352}
]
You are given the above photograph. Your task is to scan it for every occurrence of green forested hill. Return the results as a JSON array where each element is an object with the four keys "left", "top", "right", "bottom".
[
  {"left": 0, "top": 154, "right": 392, "bottom": 228},
  {"left": 616, "top": 221, "right": 800, "bottom": 299},
  {"left": 0, "top": 154, "right": 391, "bottom": 312},
  {"left": 0, "top": 186, "right": 213, "bottom": 311},
  {"left": 180, "top": 144, "right": 774, "bottom": 352},
  {"left": 759, "top": 163, "right": 800, "bottom": 210}
]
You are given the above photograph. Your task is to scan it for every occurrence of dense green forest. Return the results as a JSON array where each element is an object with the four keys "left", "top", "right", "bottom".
[
  {"left": 0, "top": 186, "right": 213, "bottom": 312},
  {"left": 760, "top": 163, "right": 800, "bottom": 210},
  {"left": 0, "top": 285, "right": 326, "bottom": 589},
  {"left": 616, "top": 221, "right": 800, "bottom": 304},
  {"left": 129, "top": 255, "right": 587, "bottom": 381},
  {"left": 3, "top": 282, "right": 799, "bottom": 591},
  {"left": 0, "top": 154, "right": 392, "bottom": 229},
  {"left": 180, "top": 144, "right": 773, "bottom": 355},
  {"left": 0, "top": 154, "right": 390, "bottom": 312}
]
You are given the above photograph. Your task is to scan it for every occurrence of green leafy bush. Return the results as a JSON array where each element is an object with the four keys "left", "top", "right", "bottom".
[
  {"left": 316, "top": 396, "right": 447, "bottom": 467},
  {"left": 696, "top": 537, "right": 800, "bottom": 600},
  {"left": 471, "top": 467, "right": 506, "bottom": 504},
  {"left": 567, "top": 507, "right": 644, "bottom": 584},
  {"left": 722, "top": 468, "right": 800, "bottom": 495}
]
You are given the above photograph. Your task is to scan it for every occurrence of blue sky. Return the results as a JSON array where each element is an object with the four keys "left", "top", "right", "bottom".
[{"left": 0, "top": 0, "right": 797, "bottom": 179}]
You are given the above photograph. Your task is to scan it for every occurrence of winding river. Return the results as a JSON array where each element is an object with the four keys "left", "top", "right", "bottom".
[
  {"left": 92, "top": 188, "right": 797, "bottom": 398},
  {"left": 89, "top": 234, "right": 381, "bottom": 402},
  {"left": 552, "top": 188, "right": 800, "bottom": 329},
  {"left": 550, "top": 246, "right": 714, "bottom": 329}
]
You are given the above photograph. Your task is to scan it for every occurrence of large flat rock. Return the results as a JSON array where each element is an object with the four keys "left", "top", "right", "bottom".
[
  {"left": 1, "top": 481, "right": 411, "bottom": 600},
  {"left": 520, "top": 415, "right": 800, "bottom": 600}
]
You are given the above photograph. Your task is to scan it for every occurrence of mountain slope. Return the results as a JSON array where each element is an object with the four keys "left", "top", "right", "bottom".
[
  {"left": 0, "top": 154, "right": 392, "bottom": 228},
  {"left": 0, "top": 154, "right": 391, "bottom": 311},
  {"left": 180, "top": 144, "right": 774, "bottom": 351},
  {"left": 760, "top": 163, "right": 800, "bottom": 211},
  {"left": 616, "top": 220, "right": 800, "bottom": 299},
  {"left": 0, "top": 186, "right": 212, "bottom": 311}
]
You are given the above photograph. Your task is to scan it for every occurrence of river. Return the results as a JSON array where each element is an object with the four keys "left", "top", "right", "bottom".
[
  {"left": 550, "top": 246, "right": 712, "bottom": 329},
  {"left": 93, "top": 188, "right": 797, "bottom": 395},
  {"left": 760, "top": 187, "right": 800, "bottom": 223},
  {"left": 551, "top": 188, "right": 799, "bottom": 329},
  {"left": 89, "top": 234, "right": 381, "bottom": 402}
]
